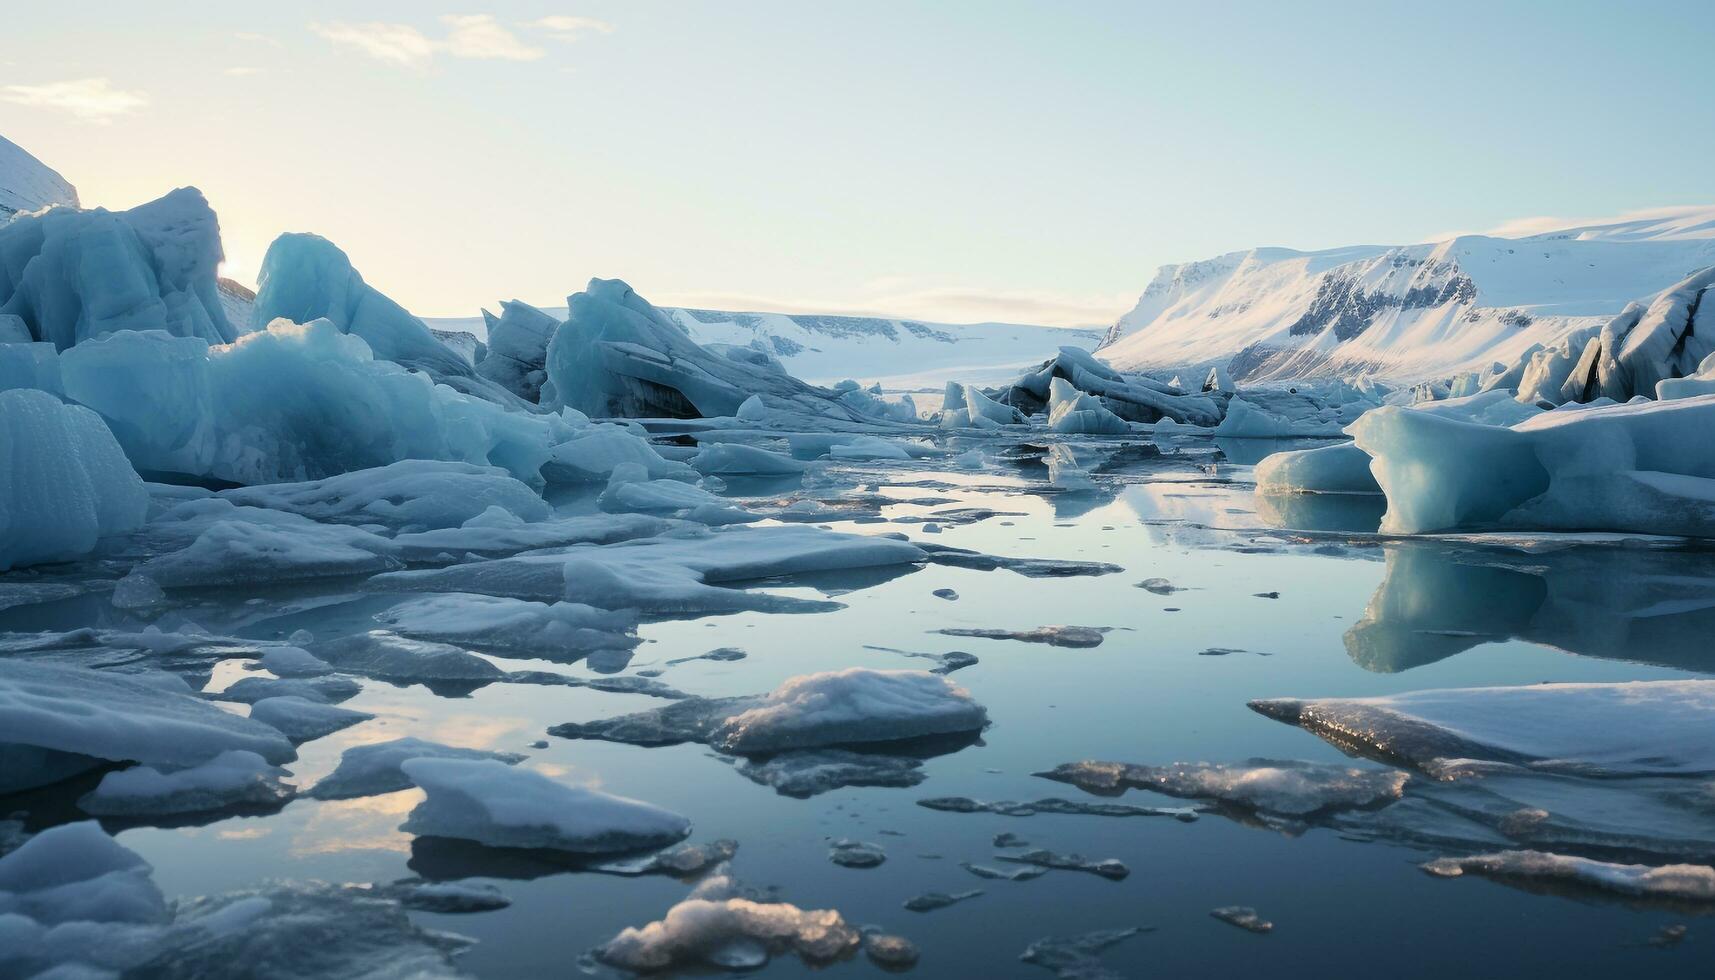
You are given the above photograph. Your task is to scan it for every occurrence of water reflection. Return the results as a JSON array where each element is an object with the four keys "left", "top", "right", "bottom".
[
  {"left": 1347, "top": 542, "right": 1715, "bottom": 673},
  {"left": 1254, "top": 491, "right": 1386, "bottom": 534}
]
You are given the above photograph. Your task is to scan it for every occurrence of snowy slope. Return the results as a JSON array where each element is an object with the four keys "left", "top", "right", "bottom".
[
  {"left": 1101, "top": 206, "right": 1715, "bottom": 382},
  {"left": 0, "top": 134, "right": 78, "bottom": 223},
  {"left": 425, "top": 307, "right": 1099, "bottom": 391}
]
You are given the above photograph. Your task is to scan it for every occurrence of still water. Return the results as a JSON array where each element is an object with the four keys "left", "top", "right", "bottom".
[{"left": 6, "top": 432, "right": 1712, "bottom": 978}]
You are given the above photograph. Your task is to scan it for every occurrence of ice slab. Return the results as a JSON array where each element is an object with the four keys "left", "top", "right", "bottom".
[
  {"left": 309, "top": 737, "right": 526, "bottom": 801},
  {"left": 0, "top": 388, "right": 147, "bottom": 571},
  {"left": 1037, "top": 759, "right": 1408, "bottom": 816},
  {"left": 375, "top": 593, "right": 638, "bottom": 661},
  {"left": 78, "top": 750, "right": 293, "bottom": 816},
  {"left": 399, "top": 757, "right": 691, "bottom": 853}
]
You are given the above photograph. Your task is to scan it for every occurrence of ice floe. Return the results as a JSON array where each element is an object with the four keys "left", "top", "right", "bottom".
[
  {"left": 1036, "top": 760, "right": 1409, "bottom": 816},
  {"left": 77, "top": 749, "right": 294, "bottom": 816},
  {"left": 935, "top": 625, "right": 1109, "bottom": 648},
  {"left": 400, "top": 757, "right": 691, "bottom": 854},
  {"left": 247, "top": 696, "right": 373, "bottom": 741},
  {"left": 594, "top": 871, "right": 862, "bottom": 972},
  {"left": 1423, "top": 850, "right": 1715, "bottom": 904},
  {"left": 1210, "top": 906, "right": 1273, "bottom": 933},
  {"left": 374, "top": 593, "right": 638, "bottom": 660},
  {"left": 308, "top": 737, "right": 524, "bottom": 801}
]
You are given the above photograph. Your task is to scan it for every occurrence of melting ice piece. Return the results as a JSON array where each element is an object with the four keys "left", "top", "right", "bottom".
[
  {"left": 1019, "top": 926, "right": 1147, "bottom": 979},
  {"left": 865, "top": 933, "right": 920, "bottom": 969},
  {"left": 215, "top": 674, "right": 361, "bottom": 706},
  {"left": 1250, "top": 681, "right": 1715, "bottom": 776},
  {"left": 1000, "top": 849, "right": 1129, "bottom": 880},
  {"left": 0, "top": 388, "right": 148, "bottom": 571},
  {"left": 1047, "top": 377, "right": 1131, "bottom": 435},
  {"left": 0, "top": 820, "right": 167, "bottom": 927},
  {"left": 138, "top": 518, "right": 400, "bottom": 588},
  {"left": 309, "top": 631, "right": 506, "bottom": 686},
  {"left": 691, "top": 442, "right": 812, "bottom": 476},
  {"left": 1422, "top": 850, "right": 1715, "bottom": 903},
  {"left": 1254, "top": 442, "right": 1378, "bottom": 495},
  {"left": 372, "top": 877, "right": 511, "bottom": 913},
  {"left": 0, "top": 661, "right": 294, "bottom": 794},
  {"left": 592, "top": 839, "right": 739, "bottom": 877},
  {"left": 400, "top": 757, "right": 690, "bottom": 854},
  {"left": 258, "top": 646, "right": 332, "bottom": 678},
  {"left": 375, "top": 594, "right": 638, "bottom": 660},
  {"left": 962, "top": 863, "right": 1047, "bottom": 882},
  {"left": 542, "top": 424, "right": 699, "bottom": 484},
  {"left": 918, "top": 797, "right": 1198, "bottom": 820},
  {"left": 828, "top": 839, "right": 886, "bottom": 868},
  {"left": 738, "top": 749, "right": 925, "bottom": 797},
  {"left": 389, "top": 511, "right": 669, "bottom": 562},
  {"left": 708, "top": 668, "right": 987, "bottom": 754},
  {"left": 78, "top": 749, "right": 294, "bottom": 816},
  {"left": 476, "top": 299, "right": 559, "bottom": 402},
  {"left": 904, "top": 889, "right": 985, "bottom": 911},
  {"left": 248, "top": 696, "right": 374, "bottom": 741},
  {"left": 595, "top": 870, "right": 862, "bottom": 972},
  {"left": 309, "top": 737, "right": 525, "bottom": 801},
  {"left": 1036, "top": 760, "right": 1408, "bottom": 816},
  {"left": 1210, "top": 906, "right": 1273, "bottom": 933},
  {"left": 935, "top": 625, "right": 1109, "bottom": 648}
]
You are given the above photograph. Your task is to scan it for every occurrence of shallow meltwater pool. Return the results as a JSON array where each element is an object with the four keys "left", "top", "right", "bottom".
[{"left": 5, "top": 433, "right": 1714, "bottom": 979}]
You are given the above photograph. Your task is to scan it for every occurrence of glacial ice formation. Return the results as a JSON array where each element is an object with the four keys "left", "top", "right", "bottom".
[
  {"left": 0, "top": 187, "right": 236, "bottom": 350},
  {"left": 399, "top": 757, "right": 692, "bottom": 853},
  {"left": 476, "top": 299, "right": 559, "bottom": 401},
  {"left": 77, "top": 749, "right": 294, "bottom": 816},
  {"left": 1047, "top": 377, "right": 1130, "bottom": 435},
  {"left": 0, "top": 388, "right": 147, "bottom": 570}
]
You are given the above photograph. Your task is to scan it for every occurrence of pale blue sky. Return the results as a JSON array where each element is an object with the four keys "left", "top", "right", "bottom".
[{"left": 3, "top": 1, "right": 1710, "bottom": 325}]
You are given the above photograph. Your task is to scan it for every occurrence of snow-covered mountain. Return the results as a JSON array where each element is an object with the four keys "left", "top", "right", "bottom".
[
  {"left": 425, "top": 307, "right": 1100, "bottom": 391},
  {"left": 0, "top": 134, "right": 78, "bottom": 223},
  {"left": 1101, "top": 206, "right": 1715, "bottom": 382}
]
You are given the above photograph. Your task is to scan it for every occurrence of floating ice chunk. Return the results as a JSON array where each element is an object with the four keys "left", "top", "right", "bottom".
[
  {"left": 375, "top": 593, "right": 638, "bottom": 660},
  {"left": 738, "top": 749, "right": 925, "bottom": 797},
  {"left": 710, "top": 668, "right": 987, "bottom": 754},
  {"left": 1001, "top": 850, "right": 1129, "bottom": 880},
  {"left": 476, "top": 300, "right": 559, "bottom": 402},
  {"left": 865, "top": 933, "right": 920, "bottom": 969},
  {"left": 828, "top": 839, "right": 886, "bottom": 868},
  {"left": 1351, "top": 394, "right": 1715, "bottom": 537},
  {"left": 962, "top": 863, "right": 1045, "bottom": 882},
  {"left": 257, "top": 646, "right": 331, "bottom": 678},
  {"left": 827, "top": 436, "right": 915, "bottom": 461},
  {"left": 309, "top": 631, "right": 505, "bottom": 686},
  {"left": 373, "top": 877, "right": 511, "bottom": 913},
  {"left": 1036, "top": 759, "right": 1408, "bottom": 816},
  {"left": 1047, "top": 377, "right": 1130, "bottom": 435},
  {"left": 0, "top": 187, "right": 234, "bottom": 350},
  {"left": 690, "top": 442, "right": 811, "bottom": 476},
  {"left": 936, "top": 625, "right": 1108, "bottom": 648},
  {"left": 309, "top": 737, "right": 525, "bottom": 801},
  {"left": 596, "top": 874, "right": 861, "bottom": 972},
  {"left": 918, "top": 796, "right": 1199, "bottom": 820},
  {"left": 399, "top": 757, "right": 691, "bottom": 853},
  {"left": 375, "top": 523, "right": 924, "bottom": 613},
  {"left": 78, "top": 750, "right": 293, "bottom": 816},
  {"left": 0, "top": 821, "right": 167, "bottom": 930},
  {"left": 600, "top": 463, "right": 757, "bottom": 524},
  {"left": 1254, "top": 442, "right": 1378, "bottom": 495},
  {"left": 1251, "top": 681, "right": 1715, "bottom": 776},
  {"left": 215, "top": 674, "right": 361, "bottom": 706},
  {"left": 1423, "top": 850, "right": 1715, "bottom": 902},
  {"left": 593, "top": 839, "right": 739, "bottom": 877},
  {"left": 543, "top": 424, "right": 698, "bottom": 484},
  {"left": 1214, "top": 397, "right": 1343, "bottom": 438},
  {"left": 0, "top": 389, "right": 147, "bottom": 571},
  {"left": 388, "top": 511, "right": 668, "bottom": 563},
  {"left": 138, "top": 519, "right": 399, "bottom": 589},
  {"left": 0, "top": 661, "right": 293, "bottom": 793},
  {"left": 1019, "top": 926, "right": 1145, "bottom": 979},
  {"left": 221, "top": 460, "right": 549, "bottom": 532},
  {"left": 248, "top": 697, "right": 373, "bottom": 741},
  {"left": 1210, "top": 906, "right": 1273, "bottom": 933},
  {"left": 904, "top": 889, "right": 984, "bottom": 912}
]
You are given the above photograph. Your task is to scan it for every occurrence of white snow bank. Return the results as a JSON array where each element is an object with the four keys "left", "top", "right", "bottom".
[
  {"left": 0, "top": 661, "right": 295, "bottom": 793},
  {"left": 399, "top": 757, "right": 691, "bottom": 853},
  {"left": 712, "top": 668, "right": 987, "bottom": 753},
  {"left": 0, "top": 388, "right": 147, "bottom": 570},
  {"left": 1252, "top": 680, "right": 1715, "bottom": 776}
]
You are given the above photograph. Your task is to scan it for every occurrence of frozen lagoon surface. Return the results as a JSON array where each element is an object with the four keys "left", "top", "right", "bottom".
[{"left": 4, "top": 432, "right": 1714, "bottom": 978}]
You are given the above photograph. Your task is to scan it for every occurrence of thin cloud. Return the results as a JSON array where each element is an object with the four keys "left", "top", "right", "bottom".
[
  {"left": 658, "top": 285, "right": 1131, "bottom": 329},
  {"left": 234, "top": 31, "right": 285, "bottom": 49},
  {"left": 529, "top": 15, "right": 616, "bottom": 41},
  {"left": 312, "top": 15, "right": 543, "bottom": 69},
  {"left": 0, "top": 77, "right": 148, "bottom": 122}
]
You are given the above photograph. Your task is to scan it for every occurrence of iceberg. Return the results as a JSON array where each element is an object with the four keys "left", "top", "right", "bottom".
[
  {"left": 1046, "top": 377, "right": 1130, "bottom": 435},
  {"left": 221, "top": 459, "right": 549, "bottom": 532},
  {"left": 1352, "top": 393, "right": 1715, "bottom": 536},
  {"left": 0, "top": 187, "right": 235, "bottom": 350},
  {"left": 475, "top": 299, "right": 559, "bottom": 401},
  {"left": 542, "top": 278, "right": 882, "bottom": 423},
  {"left": 0, "top": 388, "right": 147, "bottom": 571},
  {"left": 77, "top": 749, "right": 294, "bottom": 816},
  {"left": 55, "top": 321, "right": 569, "bottom": 485},
  {"left": 398, "top": 757, "right": 691, "bottom": 853}
]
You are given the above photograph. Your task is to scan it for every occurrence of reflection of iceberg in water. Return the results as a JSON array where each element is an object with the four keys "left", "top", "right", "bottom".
[
  {"left": 1253, "top": 490, "right": 1385, "bottom": 534},
  {"left": 1347, "top": 543, "right": 1715, "bottom": 673}
]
